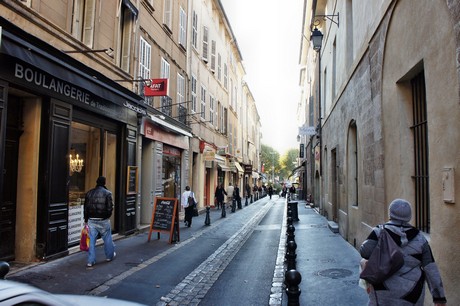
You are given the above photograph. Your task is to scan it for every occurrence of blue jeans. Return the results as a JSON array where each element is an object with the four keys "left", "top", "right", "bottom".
[{"left": 87, "top": 219, "right": 115, "bottom": 265}]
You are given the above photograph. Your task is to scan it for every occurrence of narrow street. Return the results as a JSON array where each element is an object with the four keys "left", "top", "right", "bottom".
[{"left": 7, "top": 196, "right": 368, "bottom": 305}]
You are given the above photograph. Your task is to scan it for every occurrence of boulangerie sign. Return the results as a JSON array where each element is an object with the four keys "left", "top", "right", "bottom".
[{"left": 144, "top": 78, "right": 168, "bottom": 96}]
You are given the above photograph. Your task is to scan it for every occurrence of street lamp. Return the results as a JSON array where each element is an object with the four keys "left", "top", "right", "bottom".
[{"left": 310, "top": 27, "right": 323, "bottom": 175}]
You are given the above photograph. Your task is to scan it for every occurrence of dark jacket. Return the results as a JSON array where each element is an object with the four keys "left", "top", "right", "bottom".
[
  {"left": 84, "top": 185, "right": 113, "bottom": 222},
  {"left": 360, "top": 221, "right": 446, "bottom": 305},
  {"left": 215, "top": 186, "right": 227, "bottom": 201},
  {"left": 233, "top": 186, "right": 241, "bottom": 200}
]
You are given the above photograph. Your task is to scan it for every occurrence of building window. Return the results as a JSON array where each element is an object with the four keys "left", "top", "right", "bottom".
[
  {"left": 200, "top": 86, "right": 206, "bottom": 119},
  {"left": 139, "top": 37, "right": 151, "bottom": 103},
  {"left": 217, "top": 54, "right": 222, "bottom": 81},
  {"left": 209, "top": 95, "right": 215, "bottom": 125},
  {"left": 71, "top": 0, "right": 96, "bottom": 47},
  {"left": 223, "top": 63, "right": 228, "bottom": 89},
  {"left": 347, "top": 120, "right": 358, "bottom": 207},
  {"left": 179, "top": 7, "right": 187, "bottom": 48},
  {"left": 411, "top": 71, "right": 429, "bottom": 233},
  {"left": 191, "top": 75, "right": 197, "bottom": 112},
  {"left": 177, "top": 73, "right": 186, "bottom": 124},
  {"left": 163, "top": 0, "right": 172, "bottom": 30},
  {"left": 192, "top": 11, "right": 198, "bottom": 49},
  {"left": 202, "top": 26, "right": 209, "bottom": 62},
  {"left": 161, "top": 57, "right": 170, "bottom": 81},
  {"left": 119, "top": 1, "right": 137, "bottom": 72},
  {"left": 210, "top": 40, "right": 216, "bottom": 72}
]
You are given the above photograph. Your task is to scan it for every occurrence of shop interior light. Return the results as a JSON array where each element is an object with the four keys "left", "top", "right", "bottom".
[{"left": 69, "top": 153, "right": 84, "bottom": 173}]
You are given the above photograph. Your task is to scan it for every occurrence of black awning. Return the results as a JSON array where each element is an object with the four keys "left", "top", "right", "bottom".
[
  {"left": 290, "top": 161, "right": 307, "bottom": 178},
  {"left": 0, "top": 17, "right": 144, "bottom": 108}
]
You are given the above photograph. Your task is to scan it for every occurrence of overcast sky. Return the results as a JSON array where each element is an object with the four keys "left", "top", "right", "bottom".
[{"left": 220, "top": 0, "right": 304, "bottom": 155}]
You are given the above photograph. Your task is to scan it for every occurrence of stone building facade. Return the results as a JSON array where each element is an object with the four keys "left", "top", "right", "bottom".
[{"left": 299, "top": 0, "right": 460, "bottom": 302}]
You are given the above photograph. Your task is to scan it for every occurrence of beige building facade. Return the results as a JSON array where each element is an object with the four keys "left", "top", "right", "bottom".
[
  {"left": 299, "top": 0, "right": 460, "bottom": 302},
  {"left": 0, "top": 0, "right": 261, "bottom": 263}
]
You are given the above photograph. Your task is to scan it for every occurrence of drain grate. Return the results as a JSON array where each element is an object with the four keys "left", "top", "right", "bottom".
[{"left": 316, "top": 268, "right": 352, "bottom": 279}]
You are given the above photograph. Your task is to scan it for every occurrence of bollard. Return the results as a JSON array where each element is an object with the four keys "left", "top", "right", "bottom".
[
  {"left": 285, "top": 240, "right": 297, "bottom": 270},
  {"left": 286, "top": 224, "right": 296, "bottom": 243},
  {"left": 204, "top": 206, "right": 211, "bottom": 226},
  {"left": 221, "top": 203, "right": 226, "bottom": 218},
  {"left": 287, "top": 216, "right": 293, "bottom": 226},
  {"left": 285, "top": 269, "right": 302, "bottom": 306},
  {"left": 231, "top": 198, "right": 236, "bottom": 212},
  {"left": 0, "top": 261, "right": 10, "bottom": 279},
  {"left": 245, "top": 196, "right": 248, "bottom": 206},
  {"left": 287, "top": 201, "right": 299, "bottom": 221}
]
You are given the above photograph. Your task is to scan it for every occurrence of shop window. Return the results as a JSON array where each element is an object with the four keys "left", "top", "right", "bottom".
[
  {"left": 68, "top": 122, "right": 118, "bottom": 245},
  {"left": 162, "top": 146, "right": 181, "bottom": 199}
]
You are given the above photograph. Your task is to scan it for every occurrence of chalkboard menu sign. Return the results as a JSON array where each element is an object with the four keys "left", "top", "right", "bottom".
[{"left": 148, "top": 197, "right": 180, "bottom": 244}]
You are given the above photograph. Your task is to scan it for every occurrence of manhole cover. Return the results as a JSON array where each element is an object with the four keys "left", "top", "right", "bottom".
[{"left": 316, "top": 268, "right": 352, "bottom": 279}]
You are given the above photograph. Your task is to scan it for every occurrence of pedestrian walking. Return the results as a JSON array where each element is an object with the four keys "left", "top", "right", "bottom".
[
  {"left": 268, "top": 184, "right": 273, "bottom": 199},
  {"left": 245, "top": 183, "right": 251, "bottom": 204},
  {"left": 226, "top": 183, "right": 234, "bottom": 209},
  {"left": 215, "top": 183, "right": 227, "bottom": 217},
  {"left": 181, "top": 186, "right": 196, "bottom": 227},
  {"left": 234, "top": 184, "right": 242, "bottom": 209},
  {"left": 84, "top": 176, "right": 116, "bottom": 268},
  {"left": 359, "top": 199, "right": 447, "bottom": 306}
]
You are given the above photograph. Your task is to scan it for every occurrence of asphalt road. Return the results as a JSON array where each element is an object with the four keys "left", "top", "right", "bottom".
[{"left": 101, "top": 196, "right": 282, "bottom": 305}]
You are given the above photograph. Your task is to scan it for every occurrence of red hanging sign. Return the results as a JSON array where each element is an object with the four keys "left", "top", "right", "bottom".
[{"left": 144, "top": 78, "right": 168, "bottom": 96}]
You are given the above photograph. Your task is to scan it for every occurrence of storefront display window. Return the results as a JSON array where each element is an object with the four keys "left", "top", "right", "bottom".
[
  {"left": 162, "top": 145, "right": 181, "bottom": 199},
  {"left": 68, "top": 121, "right": 118, "bottom": 245}
]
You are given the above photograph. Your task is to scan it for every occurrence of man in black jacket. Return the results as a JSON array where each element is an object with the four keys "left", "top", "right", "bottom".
[{"left": 84, "top": 176, "right": 115, "bottom": 267}]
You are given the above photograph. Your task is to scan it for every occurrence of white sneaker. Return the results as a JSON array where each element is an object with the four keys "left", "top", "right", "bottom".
[{"left": 106, "top": 252, "right": 116, "bottom": 262}]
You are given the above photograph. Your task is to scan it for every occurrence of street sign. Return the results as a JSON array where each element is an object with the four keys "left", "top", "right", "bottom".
[{"left": 298, "top": 125, "right": 316, "bottom": 136}]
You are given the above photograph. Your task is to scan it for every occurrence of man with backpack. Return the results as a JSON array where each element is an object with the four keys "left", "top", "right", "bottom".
[
  {"left": 181, "top": 186, "right": 196, "bottom": 227},
  {"left": 359, "top": 199, "right": 446, "bottom": 305}
]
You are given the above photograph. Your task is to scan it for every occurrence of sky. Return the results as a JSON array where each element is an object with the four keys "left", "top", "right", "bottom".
[{"left": 220, "top": 0, "right": 304, "bottom": 155}]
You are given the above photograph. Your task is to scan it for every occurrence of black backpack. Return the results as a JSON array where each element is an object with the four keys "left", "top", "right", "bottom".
[{"left": 188, "top": 192, "right": 195, "bottom": 206}]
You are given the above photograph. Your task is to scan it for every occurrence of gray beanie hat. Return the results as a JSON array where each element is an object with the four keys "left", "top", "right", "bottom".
[{"left": 389, "top": 199, "right": 412, "bottom": 222}]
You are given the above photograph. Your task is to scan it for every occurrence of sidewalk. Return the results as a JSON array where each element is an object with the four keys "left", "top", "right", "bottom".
[
  {"left": 6, "top": 205, "right": 232, "bottom": 295},
  {"left": 289, "top": 200, "right": 369, "bottom": 306}
]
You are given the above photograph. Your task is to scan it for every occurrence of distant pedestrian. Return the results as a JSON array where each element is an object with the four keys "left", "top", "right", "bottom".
[
  {"left": 84, "top": 176, "right": 115, "bottom": 268},
  {"left": 215, "top": 183, "right": 227, "bottom": 217},
  {"left": 282, "top": 185, "right": 287, "bottom": 198},
  {"left": 226, "top": 183, "right": 234, "bottom": 208},
  {"left": 268, "top": 185, "right": 273, "bottom": 199},
  {"left": 234, "top": 184, "right": 242, "bottom": 209},
  {"left": 245, "top": 183, "right": 251, "bottom": 203},
  {"left": 359, "top": 199, "right": 447, "bottom": 305},
  {"left": 181, "top": 186, "right": 196, "bottom": 227}
]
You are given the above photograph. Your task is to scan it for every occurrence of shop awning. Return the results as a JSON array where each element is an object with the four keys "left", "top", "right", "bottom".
[
  {"left": 252, "top": 171, "right": 259, "bottom": 179},
  {"left": 217, "top": 163, "right": 231, "bottom": 172},
  {"left": 290, "top": 161, "right": 306, "bottom": 178},
  {"left": 234, "top": 162, "right": 244, "bottom": 173}
]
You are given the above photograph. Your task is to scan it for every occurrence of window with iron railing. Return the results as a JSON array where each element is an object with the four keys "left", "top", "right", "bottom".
[{"left": 411, "top": 71, "right": 429, "bottom": 233}]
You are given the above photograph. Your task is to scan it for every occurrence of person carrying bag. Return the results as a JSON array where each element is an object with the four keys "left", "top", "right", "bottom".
[
  {"left": 359, "top": 199, "right": 446, "bottom": 305},
  {"left": 181, "top": 186, "right": 197, "bottom": 227}
]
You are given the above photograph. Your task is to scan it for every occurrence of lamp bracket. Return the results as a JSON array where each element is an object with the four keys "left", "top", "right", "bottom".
[{"left": 314, "top": 13, "right": 339, "bottom": 27}]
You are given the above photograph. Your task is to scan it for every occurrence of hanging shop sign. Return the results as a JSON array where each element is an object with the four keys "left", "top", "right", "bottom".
[{"left": 144, "top": 78, "right": 168, "bottom": 96}]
